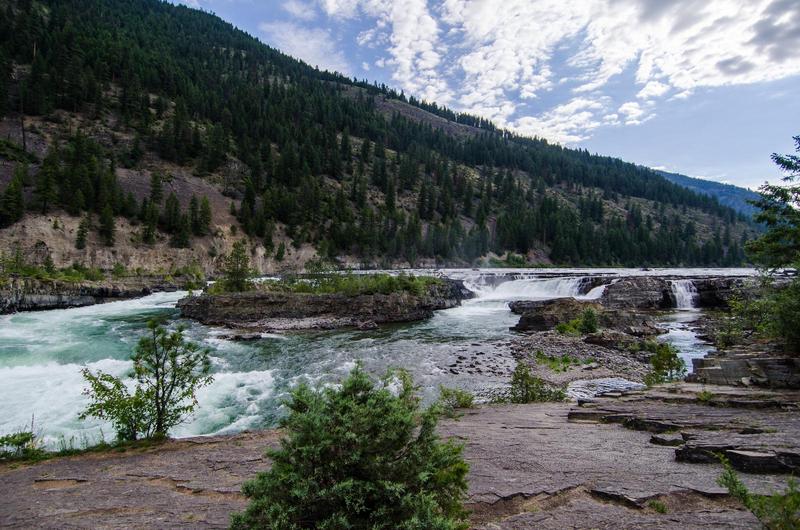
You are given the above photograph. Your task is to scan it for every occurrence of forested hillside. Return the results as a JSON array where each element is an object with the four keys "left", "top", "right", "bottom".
[
  {"left": 0, "top": 0, "right": 755, "bottom": 272},
  {"left": 656, "top": 170, "right": 761, "bottom": 218}
]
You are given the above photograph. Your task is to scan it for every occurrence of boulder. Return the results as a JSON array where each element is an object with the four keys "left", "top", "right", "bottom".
[
  {"left": 509, "top": 298, "right": 603, "bottom": 332},
  {"left": 600, "top": 277, "right": 672, "bottom": 310}
]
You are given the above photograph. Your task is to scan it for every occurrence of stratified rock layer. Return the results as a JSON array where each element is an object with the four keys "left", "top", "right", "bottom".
[{"left": 0, "top": 276, "right": 189, "bottom": 314}]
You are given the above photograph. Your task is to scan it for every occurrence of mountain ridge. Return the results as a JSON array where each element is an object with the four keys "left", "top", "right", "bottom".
[{"left": 0, "top": 0, "right": 756, "bottom": 272}]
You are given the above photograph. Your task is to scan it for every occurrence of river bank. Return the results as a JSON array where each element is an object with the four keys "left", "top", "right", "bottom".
[
  {"left": 2, "top": 383, "right": 796, "bottom": 529},
  {"left": 0, "top": 275, "right": 198, "bottom": 314},
  {"left": 0, "top": 268, "right": 772, "bottom": 447}
]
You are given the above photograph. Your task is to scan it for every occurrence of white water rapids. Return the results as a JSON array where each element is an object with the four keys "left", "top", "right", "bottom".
[{"left": 0, "top": 268, "right": 756, "bottom": 445}]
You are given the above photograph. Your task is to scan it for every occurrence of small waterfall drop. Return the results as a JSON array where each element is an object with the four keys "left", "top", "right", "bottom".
[
  {"left": 468, "top": 277, "right": 584, "bottom": 301},
  {"left": 671, "top": 280, "right": 698, "bottom": 309}
]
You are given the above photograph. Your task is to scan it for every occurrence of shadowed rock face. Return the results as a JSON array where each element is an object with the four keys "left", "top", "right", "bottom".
[
  {"left": 601, "top": 277, "right": 673, "bottom": 309},
  {"left": 177, "top": 280, "right": 466, "bottom": 331},
  {"left": 0, "top": 276, "right": 188, "bottom": 314}
]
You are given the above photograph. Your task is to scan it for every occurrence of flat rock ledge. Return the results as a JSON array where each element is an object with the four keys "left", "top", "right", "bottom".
[
  {"left": 2, "top": 384, "right": 795, "bottom": 529},
  {"left": 177, "top": 280, "right": 465, "bottom": 331},
  {"left": 0, "top": 276, "right": 191, "bottom": 314}
]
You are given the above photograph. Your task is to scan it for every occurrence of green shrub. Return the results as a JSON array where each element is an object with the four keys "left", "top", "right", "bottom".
[
  {"left": 492, "top": 361, "right": 566, "bottom": 404},
  {"left": 111, "top": 263, "right": 127, "bottom": 278},
  {"left": 643, "top": 343, "right": 686, "bottom": 386},
  {"left": 555, "top": 309, "right": 599, "bottom": 336},
  {"left": 647, "top": 500, "right": 668, "bottom": 514},
  {"left": 231, "top": 366, "right": 469, "bottom": 529},
  {"left": 718, "top": 456, "right": 800, "bottom": 529},
  {"left": 579, "top": 308, "right": 598, "bottom": 334},
  {"left": 439, "top": 386, "right": 475, "bottom": 418},
  {"left": 81, "top": 320, "right": 213, "bottom": 441},
  {"left": 0, "top": 430, "right": 46, "bottom": 461},
  {"left": 697, "top": 390, "right": 714, "bottom": 403},
  {"left": 555, "top": 319, "right": 581, "bottom": 335}
]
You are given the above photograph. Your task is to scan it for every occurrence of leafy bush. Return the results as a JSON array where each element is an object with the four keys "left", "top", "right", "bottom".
[
  {"left": 0, "top": 430, "right": 46, "bottom": 461},
  {"left": 718, "top": 456, "right": 800, "bottom": 529},
  {"left": 643, "top": 342, "right": 686, "bottom": 386},
  {"left": 555, "top": 309, "right": 599, "bottom": 336},
  {"left": 492, "top": 361, "right": 566, "bottom": 403},
  {"left": 696, "top": 390, "right": 715, "bottom": 403},
  {"left": 439, "top": 386, "right": 475, "bottom": 418},
  {"left": 578, "top": 308, "right": 598, "bottom": 334},
  {"left": 231, "top": 366, "right": 469, "bottom": 529},
  {"left": 81, "top": 320, "right": 213, "bottom": 441}
]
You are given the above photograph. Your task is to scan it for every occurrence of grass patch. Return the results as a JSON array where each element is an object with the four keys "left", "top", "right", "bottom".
[
  {"left": 534, "top": 350, "right": 591, "bottom": 372},
  {"left": 438, "top": 386, "right": 475, "bottom": 418},
  {"left": 647, "top": 500, "right": 668, "bottom": 514},
  {"left": 259, "top": 272, "right": 442, "bottom": 297}
]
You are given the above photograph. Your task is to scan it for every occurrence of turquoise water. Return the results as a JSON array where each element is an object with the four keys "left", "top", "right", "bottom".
[{"left": 1, "top": 269, "right": 745, "bottom": 445}]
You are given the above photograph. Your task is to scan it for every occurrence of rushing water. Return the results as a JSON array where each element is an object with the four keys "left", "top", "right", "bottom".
[{"left": 0, "top": 268, "right": 754, "bottom": 445}]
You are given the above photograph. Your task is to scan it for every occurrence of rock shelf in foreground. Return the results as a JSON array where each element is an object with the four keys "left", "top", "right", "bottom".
[{"left": 2, "top": 383, "right": 795, "bottom": 529}]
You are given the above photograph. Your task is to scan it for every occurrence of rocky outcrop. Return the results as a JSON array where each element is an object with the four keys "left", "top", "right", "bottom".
[
  {"left": 600, "top": 277, "right": 672, "bottom": 309},
  {"left": 0, "top": 276, "right": 190, "bottom": 314},
  {"left": 689, "top": 352, "right": 800, "bottom": 389},
  {"left": 693, "top": 277, "right": 757, "bottom": 308},
  {"left": 177, "top": 280, "right": 465, "bottom": 330},
  {"left": 509, "top": 297, "right": 663, "bottom": 336},
  {"left": 509, "top": 298, "right": 603, "bottom": 332}
]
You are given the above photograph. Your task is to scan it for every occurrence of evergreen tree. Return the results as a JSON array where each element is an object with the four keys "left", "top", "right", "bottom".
[
  {"left": 75, "top": 214, "right": 90, "bottom": 249},
  {"left": 171, "top": 213, "right": 191, "bottom": 248},
  {"left": 99, "top": 204, "right": 116, "bottom": 246},
  {"left": 0, "top": 166, "right": 25, "bottom": 227},
  {"left": 747, "top": 135, "right": 800, "bottom": 267},
  {"left": 198, "top": 196, "right": 212, "bottom": 236}
]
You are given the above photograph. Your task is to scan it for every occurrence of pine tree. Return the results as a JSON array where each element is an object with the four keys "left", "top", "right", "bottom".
[
  {"left": 171, "top": 213, "right": 191, "bottom": 248},
  {"left": 0, "top": 166, "right": 25, "bottom": 227},
  {"left": 189, "top": 195, "right": 200, "bottom": 234},
  {"left": 198, "top": 196, "right": 212, "bottom": 236},
  {"left": 99, "top": 204, "right": 115, "bottom": 246},
  {"left": 75, "top": 214, "right": 90, "bottom": 249},
  {"left": 33, "top": 159, "right": 57, "bottom": 214},
  {"left": 149, "top": 172, "right": 163, "bottom": 205}
]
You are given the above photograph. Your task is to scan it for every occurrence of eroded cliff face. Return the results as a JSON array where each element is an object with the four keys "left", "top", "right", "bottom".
[
  {"left": 0, "top": 276, "right": 189, "bottom": 314},
  {"left": 177, "top": 280, "right": 467, "bottom": 331}
]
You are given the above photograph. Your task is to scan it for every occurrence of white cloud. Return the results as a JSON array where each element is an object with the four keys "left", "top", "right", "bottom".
[
  {"left": 361, "top": 61, "right": 370, "bottom": 71},
  {"left": 315, "top": 0, "right": 800, "bottom": 144},
  {"left": 259, "top": 21, "right": 349, "bottom": 74},
  {"left": 618, "top": 101, "right": 650, "bottom": 125},
  {"left": 637, "top": 80, "right": 671, "bottom": 100},
  {"left": 282, "top": 0, "right": 317, "bottom": 21}
]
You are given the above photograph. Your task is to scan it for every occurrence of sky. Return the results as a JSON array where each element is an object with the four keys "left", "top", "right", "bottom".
[{"left": 176, "top": 0, "right": 800, "bottom": 189}]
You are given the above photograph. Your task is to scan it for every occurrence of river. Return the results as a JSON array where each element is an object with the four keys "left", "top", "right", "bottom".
[{"left": 0, "top": 268, "right": 754, "bottom": 446}]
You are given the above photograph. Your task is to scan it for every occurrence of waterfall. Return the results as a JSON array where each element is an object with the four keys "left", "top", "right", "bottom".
[
  {"left": 671, "top": 280, "right": 698, "bottom": 309},
  {"left": 468, "top": 277, "right": 584, "bottom": 301}
]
